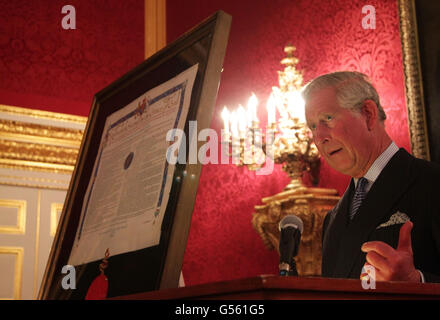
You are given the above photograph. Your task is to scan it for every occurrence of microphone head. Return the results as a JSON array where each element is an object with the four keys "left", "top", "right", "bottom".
[{"left": 279, "top": 215, "right": 303, "bottom": 234}]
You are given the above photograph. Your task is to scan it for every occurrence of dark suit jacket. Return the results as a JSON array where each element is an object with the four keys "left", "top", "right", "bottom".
[{"left": 321, "top": 148, "right": 440, "bottom": 283}]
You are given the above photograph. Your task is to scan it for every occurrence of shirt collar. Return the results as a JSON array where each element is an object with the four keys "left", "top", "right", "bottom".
[{"left": 354, "top": 142, "right": 399, "bottom": 187}]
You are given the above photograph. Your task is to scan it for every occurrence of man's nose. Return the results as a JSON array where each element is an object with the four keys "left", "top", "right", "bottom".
[{"left": 313, "top": 126, "right": 330, "bottom": 145}]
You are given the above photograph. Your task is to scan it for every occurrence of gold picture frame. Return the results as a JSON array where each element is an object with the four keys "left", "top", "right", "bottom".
[{"left": 398, "top": 0, "right": 430, "bottom": 160}]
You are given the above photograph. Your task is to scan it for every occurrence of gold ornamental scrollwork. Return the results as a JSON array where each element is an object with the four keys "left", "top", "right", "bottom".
[
  {"left": 252, "top": 187, "right": 340, "bottom": 276},
  {"left": 0, "top": 105, "right": 86, "bottom": 175},
  {"left": 0, "top": 140, "right": 79, "bottom": 165},
  {"left": 0, "top": 105, "right": 86, "bottom": 124},
  {"left": 0, "top": 119, "right": 83, "bottom": 145}
]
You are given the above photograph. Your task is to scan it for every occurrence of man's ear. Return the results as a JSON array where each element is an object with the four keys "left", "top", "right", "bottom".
[{"left": 362, "top": 100, "right": 378, "bottom": 130}]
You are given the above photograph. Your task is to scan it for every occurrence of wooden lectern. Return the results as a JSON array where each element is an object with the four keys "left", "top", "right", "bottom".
[{"left": 111, "top": 275, "right": 440, "bottom": 300}]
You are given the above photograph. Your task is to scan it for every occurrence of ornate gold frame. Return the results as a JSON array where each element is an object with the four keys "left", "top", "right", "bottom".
[
  {"left": 398, "top": 0, "right": 430, "bottom": 160},
  {"left": 0, "top": 105, "right": 87, "bottom": 175},
  {"left": 0, "top": 105, "right": 86, "bottom": 124}
]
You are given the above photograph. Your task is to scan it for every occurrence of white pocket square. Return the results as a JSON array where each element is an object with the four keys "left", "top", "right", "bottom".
[{"left": 376, "top": 211, "right": 410, "bottom": 229}]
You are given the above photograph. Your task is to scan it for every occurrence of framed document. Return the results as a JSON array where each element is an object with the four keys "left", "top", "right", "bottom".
[{"left": 39, "top": 11, "right": 231, "bottom": 299}]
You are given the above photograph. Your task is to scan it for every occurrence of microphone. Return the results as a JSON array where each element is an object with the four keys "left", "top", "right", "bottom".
[{"left": 278, "top": 215, "right": 303, "bottom": 276}]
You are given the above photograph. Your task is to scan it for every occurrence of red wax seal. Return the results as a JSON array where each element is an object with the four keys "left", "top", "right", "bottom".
[
  {"left": 85, "top": 273, "right": 108, "bottom": 300},
  {"left": 85, "top": 248, "right": 110, "bottom": 300}
]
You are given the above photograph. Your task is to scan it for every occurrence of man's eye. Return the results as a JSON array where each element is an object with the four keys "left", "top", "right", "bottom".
[
  {"left": 309, "top": 124, "right": 316, "bottom": 130},
  {"left": 326, "top": 115, "right": 333, "bottom": 121}
]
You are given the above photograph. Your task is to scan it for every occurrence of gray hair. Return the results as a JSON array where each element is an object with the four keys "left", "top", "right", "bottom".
[{"left": 302, "top": 71, "right": 386, "bottom": 121}]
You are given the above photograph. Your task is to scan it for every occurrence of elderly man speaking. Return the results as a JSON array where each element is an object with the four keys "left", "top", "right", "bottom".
[{"left": 303, "top": 71, "right": 440, "bottom": 283}]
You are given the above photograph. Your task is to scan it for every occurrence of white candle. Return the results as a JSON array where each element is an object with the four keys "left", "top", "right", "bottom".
[
  {"left": 237, "top": 104, "right": 247, "bottom": 138},
  {"left": 267, "top": 92, "right": 276, "bottom": 126},
  {"left": 221, "top": 106, "right": 230, "bottom": 134},
  {"left": 230, "top": 111, "right": 239, "bottom": 138},
  {"left": 247, "top": 93, "right": 258, "bottom": 125}
]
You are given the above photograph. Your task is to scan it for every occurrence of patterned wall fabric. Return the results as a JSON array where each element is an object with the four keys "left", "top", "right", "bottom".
[
  {"left": 0, "top": 0, "right": 144, "bottom": 116},
  {"left": 0, "top": 0, "right": 410, "bottom": 290},
  {"left": 167, "top": 0, "right": 410, "bottom": 286}
]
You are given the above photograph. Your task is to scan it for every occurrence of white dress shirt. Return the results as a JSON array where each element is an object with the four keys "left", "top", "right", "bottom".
[{"left": 353, "top": 141, "right": 399, "bottom": 191}]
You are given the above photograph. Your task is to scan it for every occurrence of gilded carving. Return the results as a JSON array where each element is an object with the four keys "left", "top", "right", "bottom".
[
  {"left": 0, "top": 105, "right": 86, "bottom": 124},
  {"left": 398, "top": 0, "right": 430, "bottom": 160},
  {"left": 0, "top": 160, "right": 74, "bottom": 175},
  {"left": 0, "top": 105, "right": 86, "bottom": 174},
  {"left": 0, "top": 140, "right": 78, "bottom": 165},
  {"left": 252, "top": 187, "right": 339, "bottom": 276},
  {"left": 0, "top": 119, "right": 83, "bottom": 144}
]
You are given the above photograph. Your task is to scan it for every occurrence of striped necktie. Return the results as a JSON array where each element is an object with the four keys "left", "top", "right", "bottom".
[{"left": 349, "top": 177, "right": 368, "bottom": 220}]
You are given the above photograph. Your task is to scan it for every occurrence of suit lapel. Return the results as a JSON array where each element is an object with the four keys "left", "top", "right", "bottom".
[
  {"left": 322, "top": 179, "right": 354, "bottom": 277},
  {"left": 332, "top": 148, "right": 417, "bottom": 278}
]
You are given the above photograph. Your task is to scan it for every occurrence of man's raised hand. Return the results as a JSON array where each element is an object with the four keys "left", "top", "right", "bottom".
[{"left": 361, "top": 221, "right": 420, "bottom": 282}]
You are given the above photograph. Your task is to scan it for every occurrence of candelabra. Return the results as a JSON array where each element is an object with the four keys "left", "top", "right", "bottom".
[
  {"left": 222, "top": 45, "right": 341, "bottom": 277},
  {"left": 221, "top": 45, "right": 320, "bottom": 189}
]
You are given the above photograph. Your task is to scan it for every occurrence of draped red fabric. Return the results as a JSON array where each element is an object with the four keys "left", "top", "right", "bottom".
[{"left": 167, "top": 0, "right": 410, "bottom": 286}]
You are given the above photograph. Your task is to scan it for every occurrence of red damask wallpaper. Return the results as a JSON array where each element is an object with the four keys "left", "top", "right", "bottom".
[
  {"left": 0, "top": 0, "right": 410, "bottom": 289},
  {"left": 167, "top": 0, "right": 410, "bottom": 286},
  {"left": 0, "top": 0, "right": 144, "bottom": 116}
]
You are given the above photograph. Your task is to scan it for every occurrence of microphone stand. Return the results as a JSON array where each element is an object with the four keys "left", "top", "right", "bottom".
[
  {"left": 288, "top": 259, "right": 298, "bottom": 276},
  {"left": 279, "top": 258, "right": 298, "bottom": 276}
]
